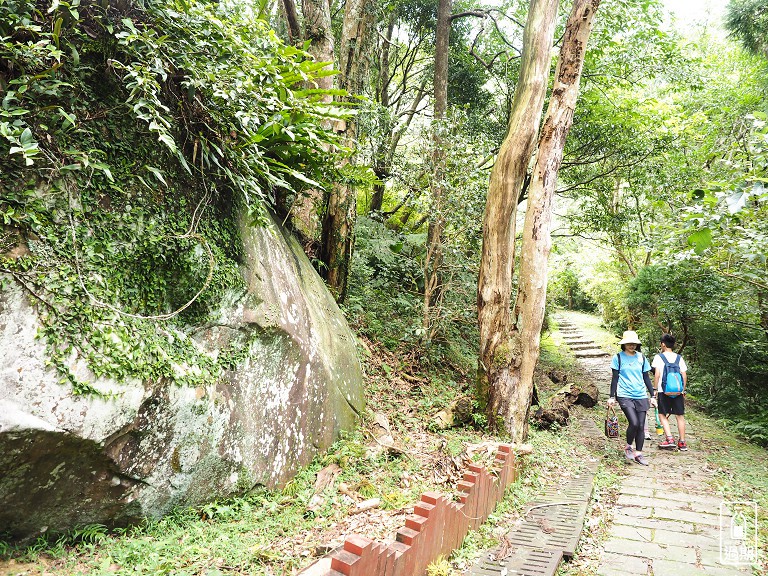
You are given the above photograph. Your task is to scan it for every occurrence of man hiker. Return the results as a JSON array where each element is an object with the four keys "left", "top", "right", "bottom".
[{"left": 653, "top": 333, "right": 689, "bottom": 451}]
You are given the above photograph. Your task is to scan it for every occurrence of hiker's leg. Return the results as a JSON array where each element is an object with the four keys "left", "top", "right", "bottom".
[
  {"left": 677, "top": 415, "right": 686, "bottom": 441},
  {"left": 659, "top": 413, "right": 673, "bottom": 437},
  {"left": 657, "top": 394, "right": 675, "bottom": 437},
  {"left": 635, "top": 408, "right": 648, "bottom": 452},
  {"left": 618, "top": 398, "right": 641, "bottom": 448}
]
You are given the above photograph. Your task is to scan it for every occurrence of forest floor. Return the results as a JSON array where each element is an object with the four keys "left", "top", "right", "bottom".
[
  {"left": 1, "top": 312, "right": 766, "bottom": 575},
  {"left": 0, "top": 325, "right": 599, "bottom": 576}
]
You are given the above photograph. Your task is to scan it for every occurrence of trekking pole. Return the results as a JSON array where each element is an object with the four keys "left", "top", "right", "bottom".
[{"left": 655, "top": 407, "right": 663, "bottom": 435}]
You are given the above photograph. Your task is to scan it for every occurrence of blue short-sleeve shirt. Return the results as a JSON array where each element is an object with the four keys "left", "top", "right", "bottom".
[{"left": 611, "top": 351, "right": 651, "bottom": 399}]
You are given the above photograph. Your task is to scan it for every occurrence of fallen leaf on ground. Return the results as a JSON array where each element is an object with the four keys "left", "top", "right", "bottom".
[{"left": 313, "top": 463, "right": 341, "bottom": 494}]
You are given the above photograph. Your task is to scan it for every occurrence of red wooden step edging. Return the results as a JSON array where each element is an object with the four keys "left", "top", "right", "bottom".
[{"left": 300, "top": 444, "right": 518, "bottom": 576}]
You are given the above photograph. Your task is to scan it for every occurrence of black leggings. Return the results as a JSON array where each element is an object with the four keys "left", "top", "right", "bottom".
[{"left": 617, "top": 397, "right": 649, "bottom": 451}]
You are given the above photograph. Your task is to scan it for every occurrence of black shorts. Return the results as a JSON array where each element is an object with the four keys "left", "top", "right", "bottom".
[{"left": 658, "top": 393, "right": 685, "bottom": 416}]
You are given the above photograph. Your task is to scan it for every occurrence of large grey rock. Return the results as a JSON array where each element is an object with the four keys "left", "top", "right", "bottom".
[{"left": 0, "top": 214, "right": 364, "bottom": 541}]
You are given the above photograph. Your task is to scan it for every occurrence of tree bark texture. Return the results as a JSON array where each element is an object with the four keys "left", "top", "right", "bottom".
[
  {"left": 280, "top": 0, "right": 302, "bottom": 45},
  {"left": 477, "top": 0, "right": 559, "bottom": 440},
  {"left": 422, "top": 0, "right": 452, "bottom": 337},
  {"left": 290, "top": 0, "right": 335, "bottom": 249},
  {"left": 511, "top": 0, "right": 600, "bottom": 441},
  {"left": 320, "top": 0, "right": 374, "bottom": 302}
]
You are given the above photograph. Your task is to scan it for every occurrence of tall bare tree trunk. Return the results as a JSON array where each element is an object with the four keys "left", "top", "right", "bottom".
[
  {"left": 477, "top": 0, "right": 559, "bottom": 439},
  {"left": 280, "top": 0, "right": 302, "bottom": 44},
  {"left": 320, "top": 0, "right": 374, "bottom": 301},
  {"left": 290, "top": 0, "right": 334, "bottom": 251},
  {"left": 370, "top": 17, "right": 395, "bottom": 215},
  {"left": 513, "top": 0, "right": 601, "bottom": 441},
  {"left": 422, "top": 0, "right": 451, "bottom": 338}
]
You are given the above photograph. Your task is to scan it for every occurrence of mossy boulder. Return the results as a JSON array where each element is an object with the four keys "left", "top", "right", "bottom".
[{"left": 0, "top": 213, "right": 363, "bottom": 541}]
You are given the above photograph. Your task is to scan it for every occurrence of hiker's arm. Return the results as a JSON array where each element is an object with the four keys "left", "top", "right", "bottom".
[
  {"left": 643, "top": 371, "right": 654, "bottom": 397},
  {"left": 610, "top": 369, "right": 619, "bottom": 398}
]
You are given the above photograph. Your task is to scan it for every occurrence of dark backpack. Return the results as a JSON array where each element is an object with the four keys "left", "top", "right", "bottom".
[{"left": 660, "top": 354, "right": 684, "bottom": 397}]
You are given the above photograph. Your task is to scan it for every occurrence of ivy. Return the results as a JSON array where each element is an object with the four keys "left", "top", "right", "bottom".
[{"left": 0, "top": 0, "right": 350, "bottom": 392}]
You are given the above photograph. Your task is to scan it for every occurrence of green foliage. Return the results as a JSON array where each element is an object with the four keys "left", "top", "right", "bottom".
[
  {"left": 626, "top": 262, "right": 723, "bottom": 337},
  {"left": 732, "top": 411, "right": 768, "bottom": 445},
  {"left": 726, "top": 0, "right": 768, "bottom": 58},
  {"left": 349, "top": 110, "right": 490, "bottom": 357},
  {"left": 347, "top": 216, "right": 424, "bottom": 347},
  {"left": 585, "top": 0, "right": 684, "bottom": 90},
  {"left": 549, "top": 266, "right": 595, "bottom": 312},
  {"left": 64, "top": 524, "right": 108, "bottom": 545},
  {"left": 425, "top": 556, "right": 451, "bottom": 576},
  {"left": 0, "top": 0, "right": 348, "bottom": 391},
  {"left": 681, "top": 113, "right": 768, "bottom": 283},
  {"left": 447, "top": 18, "right": 492, "bottom": 127},
  {"left": 1, "top": 0, "right": 347, "bottom": 210}
]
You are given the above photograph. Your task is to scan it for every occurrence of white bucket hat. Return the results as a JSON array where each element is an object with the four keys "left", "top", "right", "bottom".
[{"left": 618, "top": 330, "right": 642, "bottom": 345}]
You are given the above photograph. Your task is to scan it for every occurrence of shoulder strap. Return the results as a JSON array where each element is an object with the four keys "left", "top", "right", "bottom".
[
  {"left": 661, "top": 353, "right": 672, "bottom": 367},
  {"left": 673, "top": 354, "right": 681, "bottom": 366},
  {"left": 615, "top": 353, "right": 621, "bottom": 371}
]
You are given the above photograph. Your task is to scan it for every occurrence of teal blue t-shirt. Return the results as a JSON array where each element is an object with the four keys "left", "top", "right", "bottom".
[{"left": 611, "top": 351, "right": 651, "bottom": 399}]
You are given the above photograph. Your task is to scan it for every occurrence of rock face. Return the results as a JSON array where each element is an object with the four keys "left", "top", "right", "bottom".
[{"left": 0, "top": 214, "right": 364, "bottom": 541}]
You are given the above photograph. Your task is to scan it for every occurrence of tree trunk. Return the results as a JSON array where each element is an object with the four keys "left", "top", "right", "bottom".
[
  {"left": 280, "top": 0, "right": 302, "bottom": 45},
  {"left": 320, "top": 0, "right": 374, "bottom": 302},
  {"left": 422, "top": 0, "right": 451, "bottom": 338},
  {"left": 369, "top": 18, "right": 395, "bottom": 216},
  {"left": 477, "top": 0, "right": 559, "bottom": 440},
  {"left": 290, "top": 0, "right": 335, "bottom": 251},
  {"left": 759, "top": 290, "right": 768, "bottom": 341},
  {"left": 513, "top": 0, "right": 601, "bottom": 441}
]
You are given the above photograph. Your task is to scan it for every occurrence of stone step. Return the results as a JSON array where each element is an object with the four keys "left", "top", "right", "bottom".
[
  {"left": 569, "top": 343, "right": 597, "bottom": 350},
  {"left": 574, "top": 349, "right": 610, "bottom": 358}
]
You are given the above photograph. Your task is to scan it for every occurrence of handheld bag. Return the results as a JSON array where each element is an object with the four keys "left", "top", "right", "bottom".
[
  {"left": 661, "top": 353, "right": 684, "bottom": 397},
  {"left": 604, "top": 405, "right": 619, "bottom": 438}
]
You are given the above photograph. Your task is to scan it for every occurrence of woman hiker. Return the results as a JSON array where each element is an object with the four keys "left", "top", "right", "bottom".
[{"left": 607, "top": 330, "right": 657, "bottom": 465}]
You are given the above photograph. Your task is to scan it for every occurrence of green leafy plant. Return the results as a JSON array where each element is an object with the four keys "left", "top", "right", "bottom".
[{"left": 1, "top": 0, "right": 351, "bottom": 392}]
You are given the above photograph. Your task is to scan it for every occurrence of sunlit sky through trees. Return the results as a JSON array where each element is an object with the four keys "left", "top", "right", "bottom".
[{"left": 664, "top": 0, "right": 728, "bottom": 32}]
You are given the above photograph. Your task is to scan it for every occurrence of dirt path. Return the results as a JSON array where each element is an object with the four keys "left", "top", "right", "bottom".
[{"left": 557, "top": 314, "right": 754, "bottom": 576}]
